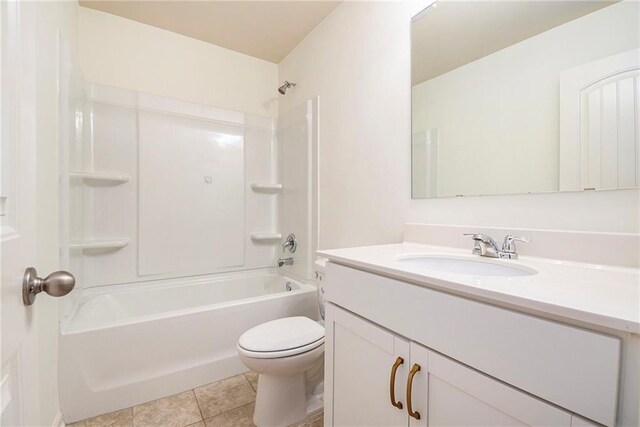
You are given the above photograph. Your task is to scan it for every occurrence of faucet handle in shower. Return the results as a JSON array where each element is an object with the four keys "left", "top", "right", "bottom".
[{"left": 282, "top": 233, "right": 297, "bottom": 254}]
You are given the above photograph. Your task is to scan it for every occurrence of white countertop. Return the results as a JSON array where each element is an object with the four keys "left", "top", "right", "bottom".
[{"left": 317, "top": 243, "right": 640, "bottom": 334}]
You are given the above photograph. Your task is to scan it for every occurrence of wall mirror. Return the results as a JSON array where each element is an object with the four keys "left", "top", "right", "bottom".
[{"left": 411, "top": 0, "right": 640, "bottom": 199}]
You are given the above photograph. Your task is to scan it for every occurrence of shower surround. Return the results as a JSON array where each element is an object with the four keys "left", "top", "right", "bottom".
[{"left": 58, "top": 83, "right": 318, "bottom": 421}]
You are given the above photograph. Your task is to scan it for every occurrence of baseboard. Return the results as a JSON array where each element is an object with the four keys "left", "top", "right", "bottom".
[{"left": 52, "top": 411, "right": 65, "bottom": 427}]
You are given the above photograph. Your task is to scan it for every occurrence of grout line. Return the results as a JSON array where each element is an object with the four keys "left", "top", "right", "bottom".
[
  {"left": 129, "top": 406, "right": 136, "bottom": 427},
  {"left": 193, "top": 375, "right": 255, "bottom": 423},
  {"left": 192, "top": 389, "right": 205, "bottom": 423},
  {"left": 243, "top": 372, "right": 258, "bottom": 393},
  {"left": 202, "top": 401, "right": 255, "bottom": 426}
]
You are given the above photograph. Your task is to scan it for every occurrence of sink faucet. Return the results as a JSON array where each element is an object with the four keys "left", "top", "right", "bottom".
[
  {"left": 464, "top": 233, "right": 531, "bottom": 260},
  {"left": 464, "top": 233, "right": 500, "bottom": 257},
  {"left": 278, "top": 257, "right": 294, "bottom": 267}
]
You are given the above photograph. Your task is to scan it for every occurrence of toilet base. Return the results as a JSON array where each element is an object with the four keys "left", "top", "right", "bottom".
[
  {"left": 254, "top": 376, "right": 324, "bottom": 427},
  {"left": 252, "top": 354, "right": 324, "bottom": 427}
]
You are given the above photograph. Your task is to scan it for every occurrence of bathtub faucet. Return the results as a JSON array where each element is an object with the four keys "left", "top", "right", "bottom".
[
  {"left": 278, "top": 257, "right": 294, "bottom": 267},
  {"left": 282, "top": 233, "right": 297, "bottom": 253}
]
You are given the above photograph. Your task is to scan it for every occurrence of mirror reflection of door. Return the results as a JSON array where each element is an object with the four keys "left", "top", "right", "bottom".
[
  {"left": 560, "top": 49, "right": 640, "bottom": 192},
  {"left": 411, "top": 1, "right": 640, "bottom": 199}
]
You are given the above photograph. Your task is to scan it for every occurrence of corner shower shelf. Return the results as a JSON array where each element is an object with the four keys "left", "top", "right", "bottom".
[
  {"left": 250, "top": 183, "right": 282, "bottom": 193},
  {"left": 69, "top": 238, "right": 130, "bottom": 251},
  {"left": 249, "top": 232, "right": 282, "bottom": 242},
  {"left": 70, "top": 171, "right": 131, "bottom": 185}
]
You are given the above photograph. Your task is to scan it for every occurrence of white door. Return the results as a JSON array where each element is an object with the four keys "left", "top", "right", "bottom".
[
  {"left": 0, "top": 2, "right": 40, "bottom": 424},
  {"left": 1, "top": 2, "right": 73, "bottom": 425},
  {"left": 326, "top": 304, "right": 409, "bottom": 427},
  {"left": 559, "top": 48, "right": 640, "bottom": 191},
  {"left": 408, "top": 343, "right": 572, "bottom": 427}
]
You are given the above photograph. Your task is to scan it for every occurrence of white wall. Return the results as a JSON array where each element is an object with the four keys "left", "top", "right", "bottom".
[
  {"left": 278, "top": 1, "right": 422, "bottom": 249},
  {"left": 278, "top": 1, "right": 640, "bottom": 249},
  {"left": 35, "top": 1, "right": 78, "bottom": 425},
  {"left": 412, "top": 2, "right": 639, "bottom": 197},
  {"left": 78, "top": 7, "right": 279, "bottom": 118}
]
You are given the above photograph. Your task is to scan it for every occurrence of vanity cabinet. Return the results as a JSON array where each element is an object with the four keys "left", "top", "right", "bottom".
[
  {"left": 408, "top": 342, "right": 574, "bottom": 427},
  {"left": 327, "top": 304, "right": 575, "bottom": 427},
  {"left": 323, "top": 262, "right": 621, "bottom": 427},
  {"left": 330, "top": 305, "right": 409, "bottom": 426}
]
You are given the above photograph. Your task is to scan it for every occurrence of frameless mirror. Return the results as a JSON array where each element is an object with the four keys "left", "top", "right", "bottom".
[{"left": 411, "top": 0, "right": 640, "bottom": 198}]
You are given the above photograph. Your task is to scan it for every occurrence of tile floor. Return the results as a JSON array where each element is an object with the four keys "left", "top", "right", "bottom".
[{"left": 68, "top": 372, "right": 323, "bottom": 427}]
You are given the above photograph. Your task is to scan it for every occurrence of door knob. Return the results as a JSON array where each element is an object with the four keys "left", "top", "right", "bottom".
[{"left": 22, "top": 267, "right": 75, "bottom": 306}]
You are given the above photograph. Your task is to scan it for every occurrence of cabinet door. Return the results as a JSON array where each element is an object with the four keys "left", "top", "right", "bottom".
[
  {"left": 408, "top": 343, "right": 572, "bottom": 427},
  {"left": 326, "top": 304, "right": 410, "bottom": 427}
]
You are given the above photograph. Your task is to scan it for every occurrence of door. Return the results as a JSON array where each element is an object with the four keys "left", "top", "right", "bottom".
[
  {"left": 407, "top": 343, "right": 572, "bottom": 427},
  {"left": 1, "top": 2, "right": 40, "bottom": 425},
  {"left": 559, "top": 48, "right": 640, "bottom": 191},
  {"left": 1, "top": 2, "right": 72, "bottom": 425},
  {"left": 326, "top": 304, "right": 409, "bottom": 427}
]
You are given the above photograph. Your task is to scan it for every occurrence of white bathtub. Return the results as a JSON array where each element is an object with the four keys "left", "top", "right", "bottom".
[{"left": 59, "top": 271, "right": 317, "bottom": 423}]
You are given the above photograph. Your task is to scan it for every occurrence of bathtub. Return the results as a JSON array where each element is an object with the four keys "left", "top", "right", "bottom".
[{"left": 59, "top": 271, "right": 317, "bottom": 423}]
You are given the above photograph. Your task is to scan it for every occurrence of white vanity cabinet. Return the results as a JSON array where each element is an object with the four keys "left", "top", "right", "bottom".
[
  {"left": 408, "top": 343, "right": 576, "bottom": 427},
  {"left": 327, "top": 304, "right": 583, "bottom": 427},
  {"left": 329, "top": 305, "right": 409, "bottom": 426},
  {"left": 323, "top": 262, "right": 621, "bottom": 427}
]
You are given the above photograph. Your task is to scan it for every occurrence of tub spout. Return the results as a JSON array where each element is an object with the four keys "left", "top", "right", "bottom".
[{"left": 278, "top": 257, "right": 294, "bottom": 267}]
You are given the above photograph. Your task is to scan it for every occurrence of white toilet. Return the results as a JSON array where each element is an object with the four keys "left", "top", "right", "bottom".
[{"left": 237, "top": 260, "right": 327, "bottom": 427}]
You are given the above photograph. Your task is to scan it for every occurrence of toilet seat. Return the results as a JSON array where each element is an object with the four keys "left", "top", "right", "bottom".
[{"left": 238, "top": 316, "right": 325, "bottom": 359}]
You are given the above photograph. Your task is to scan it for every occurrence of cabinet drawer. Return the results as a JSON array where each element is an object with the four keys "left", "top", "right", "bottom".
[{"left": 325, "top": 263, "right": 621, "bottom": 426}]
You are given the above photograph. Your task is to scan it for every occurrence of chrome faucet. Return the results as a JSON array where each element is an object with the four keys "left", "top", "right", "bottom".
[
  {"left": 282, "top": 233, "right": 297, "bottom": 254},
  {"left": 464, "top": 233, "right": 501, "bottom": 257},
  {"left": 464, "top": 233, "right": 531, "bottom": 260},
  {"left": 500, "top": 235, "right": 532, "bottom": 259},
  {"left": 278, "top": 257, "right": 294, "bottom": 267}
]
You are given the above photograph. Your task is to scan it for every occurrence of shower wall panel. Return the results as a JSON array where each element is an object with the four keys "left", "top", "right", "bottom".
[
  {"left": 277, "top": 99, "right": 318, "bottom": 280},
  {"left": 63, "top": 83, "right": 278, "bottom": 294},
  {"left": 138, "top": 111, "right": 245, "bottom": 275}
]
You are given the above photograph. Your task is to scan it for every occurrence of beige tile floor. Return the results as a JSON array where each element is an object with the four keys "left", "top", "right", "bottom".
[{"left": 68, "top": 372, "right": 323, "bottom": 427}]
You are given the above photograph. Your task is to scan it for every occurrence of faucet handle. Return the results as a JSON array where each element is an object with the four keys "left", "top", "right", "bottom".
[
  {"left": 501, "top": 235, "right": 531, "bottom": 253},
  {"left": 282, "top": 233, "right": 297, "bottom": 254}
]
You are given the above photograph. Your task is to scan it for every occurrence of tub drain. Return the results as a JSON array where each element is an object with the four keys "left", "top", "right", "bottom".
[{"left": 285, "top": 281, "right": 292, "bottom": 291}]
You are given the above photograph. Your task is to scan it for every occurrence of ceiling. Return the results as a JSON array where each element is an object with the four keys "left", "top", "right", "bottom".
[
  {"left": 412, "top": 0, "right": 618, "bottom": 85},
  {"left": 79, "top": 0, "right": 341, "bottom": 63}
]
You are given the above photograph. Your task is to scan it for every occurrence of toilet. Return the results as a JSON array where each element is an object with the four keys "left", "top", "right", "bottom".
[{"left": 237, "top": 259, "right": 327, "bottom": 427}]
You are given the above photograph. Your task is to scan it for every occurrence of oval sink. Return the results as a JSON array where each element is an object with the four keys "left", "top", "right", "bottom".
[{"left": 397, "top": 255, "right": 537, "bottom": 277}]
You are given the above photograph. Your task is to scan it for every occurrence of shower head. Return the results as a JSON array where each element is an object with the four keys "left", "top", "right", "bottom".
[{"left": 278, "top": 81, "right": 296, "bottom": 95}]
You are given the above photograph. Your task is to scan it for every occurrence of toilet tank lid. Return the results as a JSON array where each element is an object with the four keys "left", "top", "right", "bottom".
[{"left": 238, "top": 316, "right": 325, "bottom": 352}]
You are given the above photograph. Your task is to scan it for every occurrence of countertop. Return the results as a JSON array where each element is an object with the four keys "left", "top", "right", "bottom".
[{"left": 317, "top": 243, "right": 640, "bottom": 334}]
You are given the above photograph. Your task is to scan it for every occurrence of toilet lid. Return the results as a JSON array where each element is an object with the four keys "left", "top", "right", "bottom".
[{"left": 238, "top": 317, "right": 325, "bottom": 353}]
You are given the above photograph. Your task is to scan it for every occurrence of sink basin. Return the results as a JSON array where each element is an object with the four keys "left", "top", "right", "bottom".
[{"left": 397, "top": 255, "right": 537, "bottom": 277}]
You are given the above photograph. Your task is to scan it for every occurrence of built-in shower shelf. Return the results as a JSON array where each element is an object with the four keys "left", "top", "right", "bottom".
[
  {"left": 70, "top": 171, "right": 131, "bottom": 185},
  {"left": 250, "top": 183, "right": 282, "bottom": 193},
  {"left": 249, "top": 232, "right": 282, "bottom": 242},
  {"left": 70, "top": 238, "right": 130, "bottom": 251}
]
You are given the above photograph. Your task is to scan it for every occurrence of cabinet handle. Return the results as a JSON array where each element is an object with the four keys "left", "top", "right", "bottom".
[
  {"left": 389, "top": 356, "right": 404, "bottom": 409},
  {"left": 407, "top": 363, "right": 421, "bottom": 420}
]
